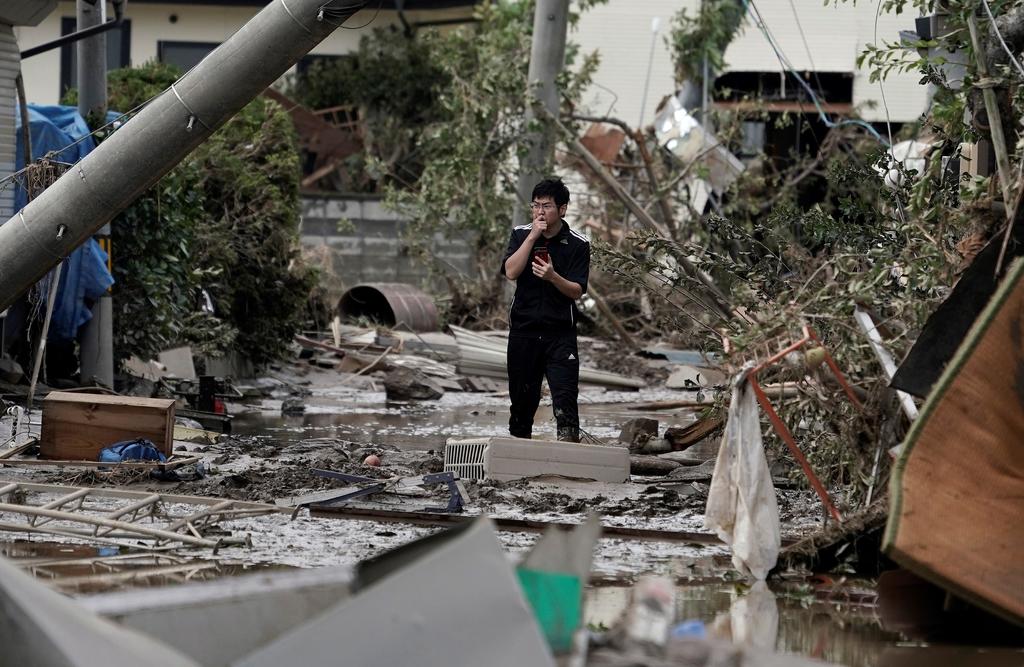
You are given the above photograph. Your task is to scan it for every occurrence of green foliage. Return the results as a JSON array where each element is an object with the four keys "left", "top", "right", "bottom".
[
  {"left": 111, "top": 163, "right": 206, "bottom": 360},
  {"left": 667, "top": 0, "right": 746, "bottom": 85},
  {"left": 189, "top": 96, "right": 314, "bottom": 366},
  {"left": 591, "top": 0, "right": 1024, "bottom": 499},
  {"left": 287, "top": 27, "right": 448, "bottom": 191},
  {"left": 73, "top": 62, "right": 310, "bottom": 368}
]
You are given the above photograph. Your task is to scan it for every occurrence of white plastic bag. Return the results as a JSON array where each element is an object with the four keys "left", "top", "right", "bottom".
[{"left": 704, "top": 367, "right": 780, "bottom": 580}]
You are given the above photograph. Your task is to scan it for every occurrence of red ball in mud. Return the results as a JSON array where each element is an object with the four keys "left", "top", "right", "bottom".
[{"left": 363, "top": 454, "right": 381, "bottom": 467}]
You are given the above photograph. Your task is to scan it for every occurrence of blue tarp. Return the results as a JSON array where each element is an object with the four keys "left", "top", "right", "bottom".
[{"left": 12, "top": 105, "right": 117, "bottom": 342}]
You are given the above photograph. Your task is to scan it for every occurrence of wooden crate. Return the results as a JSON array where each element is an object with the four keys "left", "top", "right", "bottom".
[{"left": 40, "top": 392, "right": 176, "bottom": 460}]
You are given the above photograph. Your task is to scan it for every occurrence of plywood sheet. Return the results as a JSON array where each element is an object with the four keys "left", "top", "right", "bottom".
[{"left": 884, "top": 260, "right": 1024, "bottom": 625}]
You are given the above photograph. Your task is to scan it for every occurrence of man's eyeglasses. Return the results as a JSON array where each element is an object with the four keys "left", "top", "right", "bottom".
[{"left": 530, "top": 202, "right": 558, "bottom": 211}]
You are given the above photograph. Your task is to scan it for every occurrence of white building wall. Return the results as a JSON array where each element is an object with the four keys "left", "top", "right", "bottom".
[
  {"left": 572, "top": 0, "right": 928, "bottom": 126},
  {"left": 14, "top": 1, "right": 929, "bottom": 126},
  {"left": 15, "top": 2, "right": 469, "bottom": 106}
]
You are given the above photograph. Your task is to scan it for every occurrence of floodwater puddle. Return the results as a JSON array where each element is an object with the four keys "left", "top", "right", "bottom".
[
  {"left": 2, "top": 538, "right": 287, "bottom": 594},
  {"left": 585, "top": 580, "right": 1024, "bottom": 667},
  {"left": 231, "top": 388, "right": 700, "bottom": 450}
]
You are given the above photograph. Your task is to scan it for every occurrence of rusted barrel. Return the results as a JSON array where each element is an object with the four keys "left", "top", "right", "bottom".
[{"left": 337, "top": 283, "right": 439, "bottom": 332}]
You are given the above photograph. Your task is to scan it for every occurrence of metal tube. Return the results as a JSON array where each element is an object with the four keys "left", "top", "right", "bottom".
[
  {"left": 77, "top": 0, "right": 115, "bottom": 388},
  {"left": 20, "top": 18, "right": 123, "bottom": 59},
  {"left": 77, "top": 0, "right": 108, "bottom": 125},
  {"left": 0, "top": 0, "right": 366, "bottom": 313},
  {"left": 512, "top": 0, "right": 569, "bottom": 228}
]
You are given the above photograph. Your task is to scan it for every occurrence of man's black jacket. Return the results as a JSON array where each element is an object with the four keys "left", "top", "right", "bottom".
[{"left": 500, "top": 220, "right": 590, "bottom": 334}]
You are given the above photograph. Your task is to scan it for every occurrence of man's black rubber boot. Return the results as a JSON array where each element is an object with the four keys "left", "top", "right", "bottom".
[{"left": 557, "top": 426, "right": 580, "bottom": 443}]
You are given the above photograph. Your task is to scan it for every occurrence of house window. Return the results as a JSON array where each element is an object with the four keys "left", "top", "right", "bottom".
[
  {"left": 157, "top": 41, "right": 220, "bottom": 73},
  {"left": 59, "top": 17, "right": 132, "bottom": 100}
]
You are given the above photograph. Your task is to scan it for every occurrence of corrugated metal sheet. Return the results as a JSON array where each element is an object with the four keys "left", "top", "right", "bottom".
[
  {"left": 574, "top": 0, "right": 927, "bottom": 125},
  {"left": 0, "top": 1, "right": 59, "bottom": 27},
  {"left": 0, "top": 24, "right": 18, "bottom": 220}
]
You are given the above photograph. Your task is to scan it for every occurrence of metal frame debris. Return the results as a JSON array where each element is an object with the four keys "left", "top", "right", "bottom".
[{"left": 0, "top": 482, "right": 283, "bottom": 551}]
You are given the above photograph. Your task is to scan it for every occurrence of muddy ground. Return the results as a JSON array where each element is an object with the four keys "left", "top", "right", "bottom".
[
  {"left": 2, "top": 345, "right": 927, "bottom": 666},
  {"left": 1, "top": 349, "right": 829, "bottom": 575}
]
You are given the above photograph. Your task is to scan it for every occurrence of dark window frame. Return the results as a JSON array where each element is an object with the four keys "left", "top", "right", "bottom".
[{"left": 157, "top": 40, "right": 221, "bottom": 72}]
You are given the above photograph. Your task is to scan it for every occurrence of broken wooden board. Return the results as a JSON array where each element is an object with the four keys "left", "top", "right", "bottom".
[
  {"left": 885, "top": 258, "right": 1024, "bottom": 626},
  {"left": 173, "top": 425, "right": 219, "bottom": 445},
  {"left": 664, "top": 417, "right": 724, "bottom": 450},
  {"left": 0, "top": 455, "right": 200, "bottom": 471},
  {"left": 40, "top": 392, "right": 175, "bottom": 460}
]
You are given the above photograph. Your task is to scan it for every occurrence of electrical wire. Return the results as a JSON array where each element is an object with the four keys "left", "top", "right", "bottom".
[
  {"left": 873, "top": 0, "right": 896, "bottom": 148},
  {"left": 981, "top": 0, "right": 1024, "bottom": 80},
  {"left": 786, "top": 0, "right": 825, "bottom": 95},
  {"left": 744, "top": 0, "right": 889, "bottom": 145},
  {"left": 320, "top": 0, "right": 383, "bottom": 30},
  {"left": 873, "top": 0, "right": 910, "bottom": 227}
]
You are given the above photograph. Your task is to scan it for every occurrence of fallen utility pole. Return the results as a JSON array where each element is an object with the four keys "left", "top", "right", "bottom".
[{"left": 0, "top": 0, "right": 367, "bottom": 313}]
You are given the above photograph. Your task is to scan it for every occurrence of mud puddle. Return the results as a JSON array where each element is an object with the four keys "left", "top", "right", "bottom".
[{"left": 230, "top": 385, "right": 704, "bottom": 450}]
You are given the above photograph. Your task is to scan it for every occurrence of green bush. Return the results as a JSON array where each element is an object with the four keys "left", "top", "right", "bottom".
[{"left": 68, "top": 62, "right": 312, "bottom": 368}]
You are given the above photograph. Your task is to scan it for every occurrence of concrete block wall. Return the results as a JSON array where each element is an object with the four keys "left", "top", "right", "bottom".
[{"left": 300, "top": 194, "right": 476, "bottom": 301}]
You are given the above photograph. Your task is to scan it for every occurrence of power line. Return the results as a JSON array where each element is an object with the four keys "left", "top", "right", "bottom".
[
  {"left": 873, "top": 0, "right": 896, "bottom": 148},
  {"left": 786, "top": 0, "right": 825, "bottom": 95},
  {"left": 745, "top": 0, "right": 889, "bottom": 145}
]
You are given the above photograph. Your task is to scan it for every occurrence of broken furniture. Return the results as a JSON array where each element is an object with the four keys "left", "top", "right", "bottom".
[
  {"left": 262, "top": 88, "right": 363, "bottom": 192},
  {"left": 885, "top": 258, "right": 1024, "bottom": 626},
  {"left": 741, "top": 325, "right": 864, "bottom": 523},
  {"left": 157, "top": 376, "right": 240, "bottom": 432},
  {"left": 444, "top": 436, "right": 630, "bottom": 483},
  {"left": 0, "top": 482, "right": 282, "bottom": 551},
  {"left": 40, "top": 391, "right": 175, "bottom": 460},
  {"left": 277, "top": 470, "right": 469, "bottom": 514}
]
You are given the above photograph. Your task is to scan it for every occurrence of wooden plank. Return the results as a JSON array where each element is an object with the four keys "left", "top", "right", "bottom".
[
  {"left": 0, "top": 456, "right": 200, "bottom": 471},
  {"left": 40, "top": 391, "right": 175, "bottom": 460},
  {"left": 0, "top": 439, "right": 38, "bottom": 460}
]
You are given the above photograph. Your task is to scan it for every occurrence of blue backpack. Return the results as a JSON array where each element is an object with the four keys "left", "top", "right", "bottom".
[{"left": 98, "top": 439, "right": 167, "bottom": 463}]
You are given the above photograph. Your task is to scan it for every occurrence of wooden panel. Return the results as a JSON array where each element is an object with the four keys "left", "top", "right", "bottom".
[
  {"left": 884, "top": 259, "right": 1024, "bottom": 626},
  {"left": 40, "top": 392, "right": 176, "bottom": 461}
]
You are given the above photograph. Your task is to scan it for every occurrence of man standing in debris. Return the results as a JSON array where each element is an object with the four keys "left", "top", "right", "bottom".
[{"left": 501, "top": 177, "right": 590, "bottom": 442}]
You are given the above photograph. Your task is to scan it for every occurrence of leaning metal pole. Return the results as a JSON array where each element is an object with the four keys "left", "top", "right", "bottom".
[{"left": 0, "top": 0, "right": 366, "bottom": 313}]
